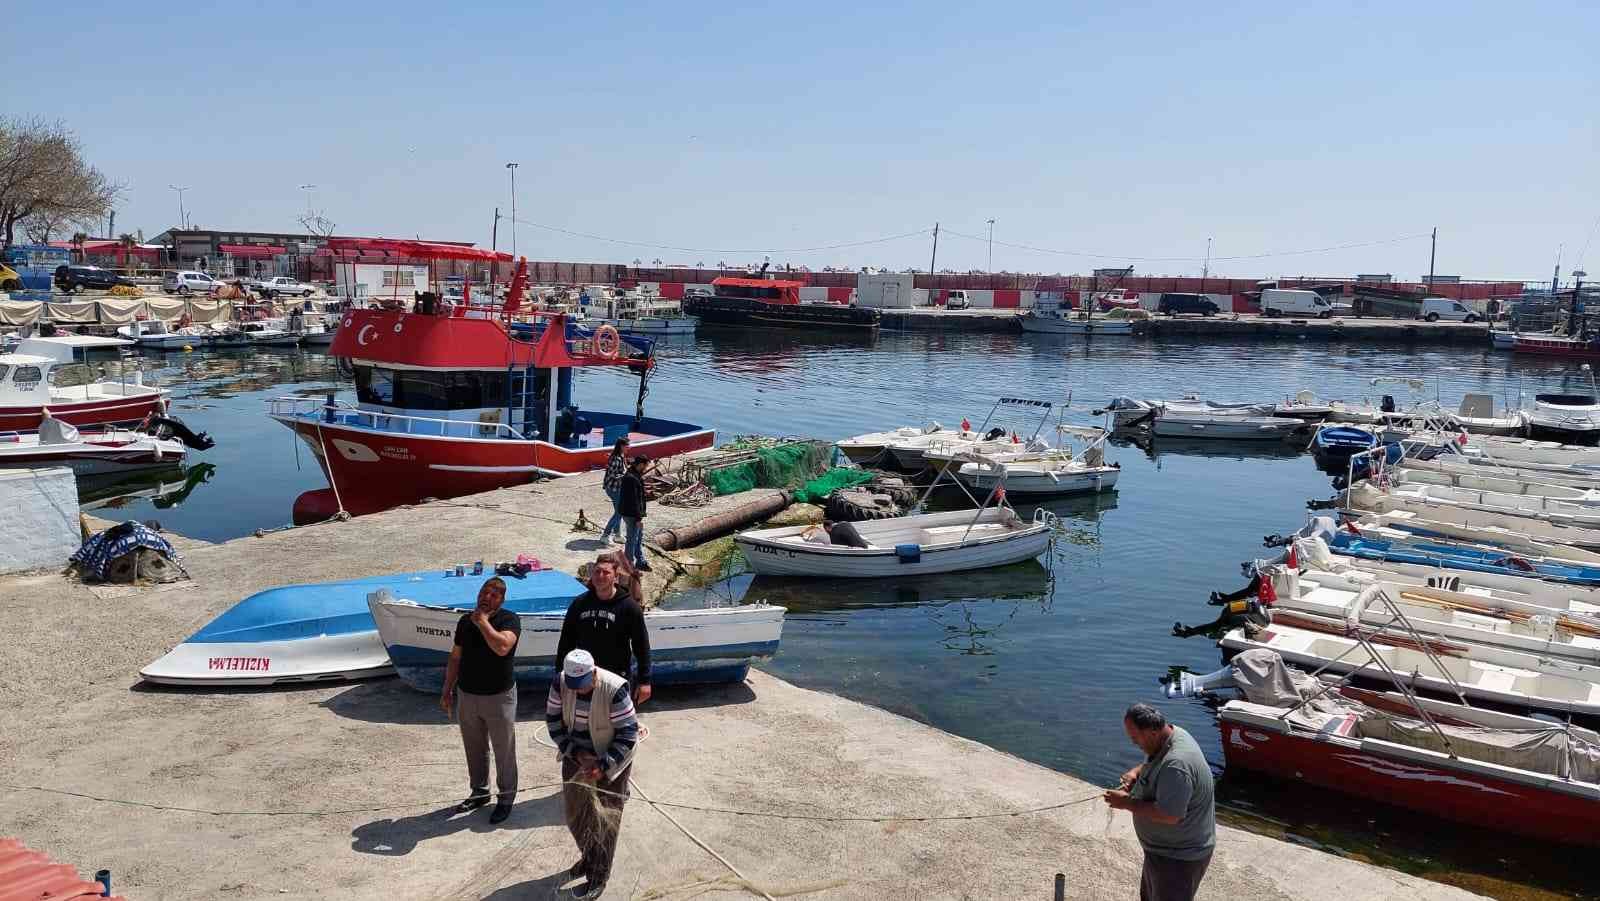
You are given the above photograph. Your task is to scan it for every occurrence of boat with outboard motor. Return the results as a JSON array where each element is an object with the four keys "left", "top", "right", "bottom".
[
  {"left": 1342, "top": 508, "right": 1600, "bottom": 563},
  {"left": 736, "top": 506, "right": 1055, "bottom": 577},
  {"left": 0, "top": 415, "right": 190, "bottom": 476},
  {"left": 267, "top": 240, "right": 714, "bottom": 522},
  {"left": 0, "top": 334, "right": 167, "bottom": 432},
  {"left": 1310, "top": 425, "right": 1376, "bottom": 467},
  {"left": 1152, "top": 408, "right": 1302, "bottom": 440},
  {"left": 954, "top": 425, "right": 1120, "bottom": 497},
  {"left": 1527, "top": 393, "right": 1600, "bottom": 444},
  {"left": 369, "top": 592, "right": 784, "bottom": 692},
  {"left": 836, "top": 424, "right": 943, "bottom": 465},
  {"left": 581, "top": 286, "right": 698, "bottom": 335},
  {"left": 1344, "top": 484, "right": 1600, "bottom": 550},
  {"left": 1018, "top": 293, "right": 1133, "bottom": 335},
  {"left": 1169, "top": 649, "right": 1600, "bottom": 845},
  {"left": 139, "top": 567, "right": 585, "bottom": 687}
]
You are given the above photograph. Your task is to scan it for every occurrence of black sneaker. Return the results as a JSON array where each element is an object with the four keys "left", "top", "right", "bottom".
[
  {"left": 455, "top": 795, "right": 490, "bottom": 813},
  {"left": 567, "top": 860, "right": 587, "bottom": 880},
  {"left": 635, "top": 562, "right": 653, "bottom": 573},
  {"left": 488, "top": 802, "right": 512, "bottom": 824},
  {"left": 570, "top": 880, "right": 606, "bottom": 899}
]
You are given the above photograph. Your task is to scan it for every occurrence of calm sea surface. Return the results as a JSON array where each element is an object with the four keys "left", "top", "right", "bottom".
[{"left": 109, "top": 330, "right": 1595, "bottom": 899}]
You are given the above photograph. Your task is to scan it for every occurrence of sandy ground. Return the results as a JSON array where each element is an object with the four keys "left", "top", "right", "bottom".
[{"left": 0, "top": 474, "right": 1483, "bottom": 900}]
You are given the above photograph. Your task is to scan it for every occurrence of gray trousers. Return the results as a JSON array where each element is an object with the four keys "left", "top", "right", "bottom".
[
  {"left": 457, "top": 685, "right": 518, "bottom": 803},
  {"left": 1140, "top": 851, "right": 1211, "bottom": 901}
]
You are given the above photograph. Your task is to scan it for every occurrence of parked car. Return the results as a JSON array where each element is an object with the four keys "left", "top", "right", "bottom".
[
  {"left": 163, "top": 270, "right": 218, "bottom": 296},
  {"left": 257, "top": 276, "right": 314, "bottom": 298},
  {"left": 1417, "top": 297, "right": 1479, "bottom": 323},
  {"left": 53, "top": 265, "right": 131, "bottom": 293},
  {"left": 1157, "top": 293, "right": 1220, "bottom": 317},
  {"left": 0, "top": 263, "right": 21, "bottom": 292},
  {"left": 945, "top": 290, "right": 971, "bottom": 310}
]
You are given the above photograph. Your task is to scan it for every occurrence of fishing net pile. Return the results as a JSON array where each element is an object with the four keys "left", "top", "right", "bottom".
[{"left": 695, "top": 437, "right": 829, "bottom": 497}]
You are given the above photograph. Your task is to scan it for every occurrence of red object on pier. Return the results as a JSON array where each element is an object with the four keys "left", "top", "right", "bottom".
[{"left": 0, "top": 837, "right": 128, "bottom": 901}]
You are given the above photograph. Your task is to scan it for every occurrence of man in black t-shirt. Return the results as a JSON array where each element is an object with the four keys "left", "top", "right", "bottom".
[{"left": 440, "top": 576, "right": 522, "bottom": 824}]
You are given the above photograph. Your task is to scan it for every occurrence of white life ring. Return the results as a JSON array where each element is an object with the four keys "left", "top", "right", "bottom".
[{"left": 594, "top": 324, "right": 621, "bottom": 359}]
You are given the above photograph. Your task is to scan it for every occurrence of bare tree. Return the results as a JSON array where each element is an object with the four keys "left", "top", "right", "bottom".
[{"left": 0, "top": 117, "right": 120, "bottom": 249}]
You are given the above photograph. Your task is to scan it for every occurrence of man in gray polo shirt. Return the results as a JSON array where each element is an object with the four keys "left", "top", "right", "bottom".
[{"left": 1103, "top": 703, "right": 1215, "bottom": 901}]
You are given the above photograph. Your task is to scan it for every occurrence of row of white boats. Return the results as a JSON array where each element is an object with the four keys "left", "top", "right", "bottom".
[{"left": 1165, "top": 420, "right": 1600, "bottom": 844}]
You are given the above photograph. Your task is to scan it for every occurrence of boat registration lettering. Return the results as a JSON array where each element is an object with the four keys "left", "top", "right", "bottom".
[
  {"left": 748, "top": 545, "right": 795, "bottom": 558},
  {"left": 209, "top": 656, "right": 270, "bottom": 672},
  {"left": 416, "top": 625, "right": 454, "bottom": 638},
  {"left": 380, "top": 445, "right": 415, "bottom": 461}
]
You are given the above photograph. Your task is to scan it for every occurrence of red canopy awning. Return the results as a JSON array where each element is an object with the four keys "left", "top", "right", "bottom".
[
  {"left": 325, "top": 237, "right": 512, "bottom": 263},
  {"left": 219, "top": 244, "right": 286, "bottom": 258}
]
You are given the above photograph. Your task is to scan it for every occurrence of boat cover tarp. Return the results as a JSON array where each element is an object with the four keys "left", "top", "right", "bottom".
[
  {"left": 0, "top": 301, "right": 44, "bottom": 326},
  {"left": 45, "top": 301, "right": 98, "bottom": 323},
  {"left": 95, "top": 297, "right": 146, "bottom": 325}
]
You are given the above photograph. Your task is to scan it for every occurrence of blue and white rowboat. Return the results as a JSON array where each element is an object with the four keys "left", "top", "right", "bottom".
[
  {"left": 140, "top": 569, "right": 584, "bottom": 687},
  {"left": 369, "top": 594, "right": 785, "bottom": 692}
]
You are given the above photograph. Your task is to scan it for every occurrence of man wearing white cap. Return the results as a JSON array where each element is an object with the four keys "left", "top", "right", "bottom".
[{"left": 546, "top": 648, "right": 640, "bottom": 899}]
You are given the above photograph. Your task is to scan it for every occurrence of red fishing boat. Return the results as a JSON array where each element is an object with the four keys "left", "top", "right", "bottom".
[
  {"left": 0, "top": 334, "right": 168, "bottom": 432},
  {"left": 268, "top": 239, "right": 714, "bottom": 522}
]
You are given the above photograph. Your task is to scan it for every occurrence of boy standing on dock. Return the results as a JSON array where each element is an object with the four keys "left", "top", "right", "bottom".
[
  {"left": 619, "top": 456, "right": 651, "bottom": 572},
  {"left": 1102, "top": 703, "right": 1215, "bottom": 901},
  {"left": 439, "top": 576, "right": 522, "bottom": 825}
]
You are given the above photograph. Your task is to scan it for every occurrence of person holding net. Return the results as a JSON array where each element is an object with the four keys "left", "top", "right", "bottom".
[{"left": 547, "top": 648, "right": 640, "bottom": 899}]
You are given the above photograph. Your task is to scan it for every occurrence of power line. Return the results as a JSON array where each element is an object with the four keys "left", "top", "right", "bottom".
[
  {"left": 939, "top": 228, "right": 1432, "bottom": 263},
  {"left": 510, "top": 219, "right": 933, "bottom": 256}
]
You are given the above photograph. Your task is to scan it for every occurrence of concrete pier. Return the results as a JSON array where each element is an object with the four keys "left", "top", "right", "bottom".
[
  {"left": 0, "top": 475, "right": 1482, "bottom": 900},
  {"left": 878, "top": 308, "right": 1495, "bottom": 346}
]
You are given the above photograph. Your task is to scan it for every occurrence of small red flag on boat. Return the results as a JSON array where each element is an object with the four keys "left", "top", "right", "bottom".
[
  {"left": 1258, "top": 575, "right": 1278, "bottom": 605},
  {"left": 961, "top": 417, "right": 972, "bottom": 433},
  {"left": 1011, "top": 433, "right": 1020, "bottom": 444},
  {"left": 1286, "top": 542, "right": 1299, "bottom": 570},
  {"left": 1457, "top": 430, "right": 1469, "bottom": 446},
  {"left": 995, "top": 486, "right": 1006, "bottom": 502}
]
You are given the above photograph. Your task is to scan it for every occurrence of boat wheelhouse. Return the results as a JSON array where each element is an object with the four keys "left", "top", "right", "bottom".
[
  {"left": 0, "top": 334, "right": 167, "bottom": 432},
  {"left": 684, "top": 275, "right": 881, "bottom": 331},
  {"left": 268, "top": 238, "right": 713, "bottom": 522}
]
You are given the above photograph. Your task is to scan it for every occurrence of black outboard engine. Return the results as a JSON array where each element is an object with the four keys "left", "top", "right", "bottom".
[
  {"left": 983, "top": 427, "right": 1006, "bottom": 441},
  {"left": 145, "top": 416, "right": 216, "bottom": 450},
  {"left": 1380, "top": 394, "right": 1396, "bottom": 413}
]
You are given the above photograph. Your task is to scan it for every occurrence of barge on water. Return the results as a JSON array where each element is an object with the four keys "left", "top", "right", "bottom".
[{"left": 684, "top": 275, "right": 880, "bottom": 331}]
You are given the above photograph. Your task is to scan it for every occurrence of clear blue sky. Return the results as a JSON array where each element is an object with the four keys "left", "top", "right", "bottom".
[{"left": 10, "top": 0, "right": 1597, "bottom": 281}]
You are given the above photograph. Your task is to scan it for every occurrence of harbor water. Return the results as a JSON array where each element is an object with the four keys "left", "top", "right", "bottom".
[{"left": 116, "top": 332, "right": 1592, "bottom": 899}]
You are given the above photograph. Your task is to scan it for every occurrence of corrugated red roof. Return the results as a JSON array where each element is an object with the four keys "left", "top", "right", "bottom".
[{"left": 0, "top": 838, "right": 128, "bottom": 901}]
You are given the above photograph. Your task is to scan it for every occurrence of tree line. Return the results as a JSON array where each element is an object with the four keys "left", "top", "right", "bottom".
[{"left": 0, "top": 117, "right": 120, "bottom": 250}]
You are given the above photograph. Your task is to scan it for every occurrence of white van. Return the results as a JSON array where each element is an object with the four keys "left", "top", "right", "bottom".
[
  {"left": 1261, "top": 289, "right": 1337, "bottom": 319},
  {"left": 1417, "top": 297, "right": 1479, "bottom": 323},
  {"left": 945, "top": 290, "right": 971, "bottom": 310}
]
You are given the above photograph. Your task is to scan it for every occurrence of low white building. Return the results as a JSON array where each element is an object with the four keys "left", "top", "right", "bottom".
[
  {"left": 856, "top": 272, "right": 917, "bottom": 308},
  {"left": 335, "top": 262, "right": 431, "bottom": 303}
]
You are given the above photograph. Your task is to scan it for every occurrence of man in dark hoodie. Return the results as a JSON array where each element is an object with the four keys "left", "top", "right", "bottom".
[
  {"left": 618, "top": 456, "right": 650, "bottom": 572},
  {"left": 557, "top": 556, "right": 653, "bottom": 706}
]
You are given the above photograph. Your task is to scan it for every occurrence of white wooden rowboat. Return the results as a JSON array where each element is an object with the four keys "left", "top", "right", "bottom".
[
  {"left": 735, "top": 507, "right": 1054, "bottom": 578},
  {"left": 1385, "top": 467, "right": 1600, "bottom": 503}
]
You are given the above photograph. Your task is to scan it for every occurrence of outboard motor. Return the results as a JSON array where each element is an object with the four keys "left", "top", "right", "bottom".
[
  {"left": 145, "top": 416, "right": 216, "bottom": 450},
  {"left": 983, "top": 427, "right": 1006, "bottom": 441},
  {"left": 1380, "top": 394, "right": 1397, "bottom": 413}
]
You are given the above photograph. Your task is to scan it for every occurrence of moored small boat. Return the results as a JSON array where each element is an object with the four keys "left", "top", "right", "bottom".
[
  {"left": 1151, "top": 410, "right": 1301, "bottom": 441},
  {"left": 1527, "top": 393, "right": 1600, "bottom": 445},
  {"left": 0, "top": 335, "right": 168, "bottom": 432},
  {"left": 1310, "top": 425, "right": 1376, "bottom": 466},
  {"left": 369, "top": 594, "right": 785, "bottom": 692},
  {"left": 139, "top": 568, "right": 584, "bottom": 686},
  {"left": 836, "top": 424, "right": 939, "bottom": 464},
  {"left": 735, "top": 507, "right": 1055, "bottom": 578},
  {"left": 0, "top": 417, "right": 187, "bottom": 476}
]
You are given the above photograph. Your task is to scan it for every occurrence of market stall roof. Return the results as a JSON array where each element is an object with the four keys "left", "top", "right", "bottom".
[
  {"left": 218, "top": 244, "right": 286, "bottom": 258},
  {"left": 325, "top": 237, "right": 512, "bottom": 263}
]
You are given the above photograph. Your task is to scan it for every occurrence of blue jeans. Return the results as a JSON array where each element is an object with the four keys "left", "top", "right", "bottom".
[
  {"left": 624, "top": 516, "right": 645, "bottom": 567},
  {"left": 602, "top": 486, "right": 623, "bottom": 538}
]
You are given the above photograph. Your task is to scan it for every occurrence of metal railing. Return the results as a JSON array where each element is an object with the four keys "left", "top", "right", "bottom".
[{"left": 267, "top": 396, "right": 529, "bottom": 440}]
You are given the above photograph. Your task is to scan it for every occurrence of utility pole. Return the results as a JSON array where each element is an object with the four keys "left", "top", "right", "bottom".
[
  {"left": 1202, "top": 236, "right": 1212, "bottom": 291},
  {"left": 169, "top": 185, "right": 190, "bottom": 230},
  {"left": 1426, "top": 226, "right": 1437, "bottom": 292},
  {"left": 107, "top": 210, "right": 114, "bottom": 238},
  {"left": 1553, "top": 244, "right": 1564, "bottom": 295},
  {"left": 986, "top": 218, "right": 995, "bottom": 274},
  {"left": 928, "top": 222, "right": 940, "bottom": 307},
  {"left": 490, "top": 207, "right": 502, "bottom": 284},
  {"left": 505, "top": 163, "right": 519, "bottom": 259}
]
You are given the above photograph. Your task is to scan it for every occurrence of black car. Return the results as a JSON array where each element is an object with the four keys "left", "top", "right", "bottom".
[
  {"left": 1156, "top": 292, "right": 1219, "bottom": 317},
  {"left": 54, "top": 265, "right": 131, "bottom": 293}
]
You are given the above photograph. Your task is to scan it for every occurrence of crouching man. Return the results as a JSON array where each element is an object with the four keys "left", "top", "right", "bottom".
[{"left": 547, "top": 649, "right": 640, "bottom": 899}]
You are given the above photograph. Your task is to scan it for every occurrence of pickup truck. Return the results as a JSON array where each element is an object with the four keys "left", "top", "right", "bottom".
[{"left": 257, "top": 276, "right": 314, "bottom": 298}]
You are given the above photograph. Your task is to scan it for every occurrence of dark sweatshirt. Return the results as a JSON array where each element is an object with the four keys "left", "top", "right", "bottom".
[
  {"left": 556, "top": 587, "right": 653, "bottom": 686},
  {"left": 619, "top": 469, "right": 647, "bottom": 519}
]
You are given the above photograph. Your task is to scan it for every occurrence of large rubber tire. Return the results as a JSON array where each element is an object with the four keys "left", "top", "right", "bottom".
[
  {"left": 1426, "top": 313, "right": 1440, "bottom": 322},
  {"left": 178, "top": 285, "right": 191, "bottom": 296},
  {"left": 826, "top": 489, "right": 900, "bottom": 523}
]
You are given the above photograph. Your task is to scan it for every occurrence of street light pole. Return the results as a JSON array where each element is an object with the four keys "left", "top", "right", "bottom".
[
  {"left": 168, "top": 185, "right": 190, "bottom": 230},
  {"left": 298, "top": 184, "right": 317, "bottom": 219},
  {"left": 505, "top": 163, "right": 519, "bottom": 259},
  {"left": 986, "top": 218, "right": 995, "bottom": 274}
]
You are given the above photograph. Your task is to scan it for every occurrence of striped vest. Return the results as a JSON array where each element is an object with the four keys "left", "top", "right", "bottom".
[{"left": 560, "top": 666, "right": 629, "bottom": 755}]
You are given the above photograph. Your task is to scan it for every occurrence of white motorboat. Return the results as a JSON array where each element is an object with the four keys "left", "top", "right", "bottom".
[
  {"left": 954, "top": 426, "right": 1120, "bottom": 496},
  {"left": 1393, "top": 450, "right": 1600, "bottom": 491},
  {"left": 1451, "top": 393, "right": 1527, "bottom": 436},
  {"left": 920, "top": 434, "right": 1049, "bottom": 468},
  {"left": 117, "top": 319, "right": 194, "bottom": 350},
  {"left": 1391, "top": 432, "right": 1600, "bottom": 470},
  {"left": 1097, "top": 396, "right": 1275, "bottom": 431},
  {"left": 735, "top": 507, "right": 1055, "bottom": 578},
  {"left": 1349, "top": 476, "right": 1600, "bottom": 527},
  {"left": 1527, "top": 393, "right": 1600, "bottom": 444},
  {"left": 1271, "top": 390, "right": 1336, "bottom": 421},
  {"left": 1018, "top": 294, "right": 1133, "bottom": 335},
  {"left": 1219, "top": 619, "right": 1600, "bottom": 717},
  {"left": 1270, "top": 580, "right": 1600, "bottom": 666},
  {"left": 0, "top": 335, "right": 168, "bottom": 432},
  {"left": 0, "top": 417, "right": 187, "bottom": 476},
  {"left": 583, "top": 287, "right": 699, "bottom": 335},
  {"left": 1344, "top": 504, "right": 1600, "bottom": 558},
  {"left": 836, "top": 424, "right": 941, "bottom": 465},
  {"left": 369, "top": 593, "right": 783, "bottom": 692},
  {"left": 884, "top": 428, "right": 988, "bottom": 470},
  {"left": 886, "top": 396, "right": 1058, "bottom": 470},
  {"left": 1490, "top": 329, "right": 1519, "bottom": 350},
  {"left": 1151, "top": 409, "right": 1301, "bottom": 441},
  {"left": 239, "top": 320, "right": 301, "bottom": 347}
]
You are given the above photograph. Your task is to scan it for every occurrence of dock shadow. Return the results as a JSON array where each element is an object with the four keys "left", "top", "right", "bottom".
[
  {"left": 479, "top": 870, "right": 577, "bottom": 899},
  {"left": 564, "top": 537, "right": 610, "bottom": 552},
  {"left": 351, "top": 789, "right": 563, "bottom": 856},
  {"left": 642, "top": 680, "right": 757, "bottom": 712},
  {"left": 319, "top": 679, "right": 450, "bottom": 725}
]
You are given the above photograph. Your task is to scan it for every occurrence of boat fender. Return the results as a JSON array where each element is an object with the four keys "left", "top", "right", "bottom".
[{"left": 895, "top": 543, "right": 922, "bottom": 563}]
